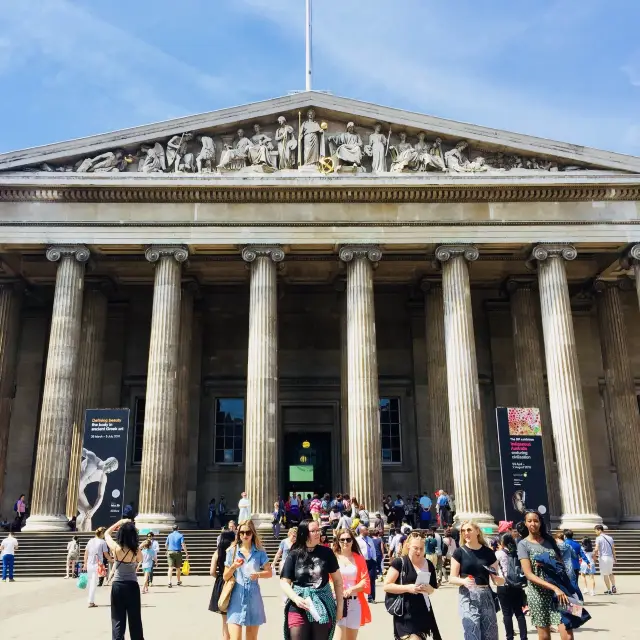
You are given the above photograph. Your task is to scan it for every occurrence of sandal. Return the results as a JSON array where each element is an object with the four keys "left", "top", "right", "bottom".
[
  {"left": 168, "top": 583, "right": 172, "bottom": 588},
  {"left": 176, "top": 581, "right": 182, "bottom": 586},
  {"left": 88, "top": 603, "right": 98, "bottom": 608}
]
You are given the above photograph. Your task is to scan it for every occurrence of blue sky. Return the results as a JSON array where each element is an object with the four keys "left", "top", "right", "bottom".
[{"left": 1, "top": 0, "right": 639, "bottom": 155}]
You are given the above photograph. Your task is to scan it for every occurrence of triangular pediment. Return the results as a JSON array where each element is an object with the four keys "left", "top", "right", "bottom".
[{"left": 1, "top": 92, "right": 639, "bottom": 176}]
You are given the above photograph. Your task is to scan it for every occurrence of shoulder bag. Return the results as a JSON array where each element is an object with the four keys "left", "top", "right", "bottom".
[
  {"left": 218, "top": 546, "right": 237, "bottom": 613},
  {"left": 460, "top": 546, "right": 500, "bottom": 613},
  {"left": 385, "top": 556, "right": 406, "bottom": 616}
]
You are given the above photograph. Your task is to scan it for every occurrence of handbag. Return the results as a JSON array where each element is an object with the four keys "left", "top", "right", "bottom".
[
  {"left": 97, "top": 562, "right": 107, "bottom": 578},
  {"left": 218, "top": 546, "right": 237, "bottom": 613},
  {"left": 384, "top": 556, "right": 406, "bottom": 616},
  {"left": 76, "top": 572, "right": 88, "bottom": 589},
  {"left": 182, "top": 560, "right": 190, "bottom": 576}
]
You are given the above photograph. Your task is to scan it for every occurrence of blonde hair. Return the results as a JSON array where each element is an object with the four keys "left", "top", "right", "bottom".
[
  {"left": 288, "top": 527, "right": 298, "bottom": 539},
  {"left": 401, "top": 531, "right": 426, "bottom": 556},
  {"left": 460, "top": 521, "right": 488, "bottom": 548},
  {"left": 232, "top": 519, "right": 264, "bottom": 550}
]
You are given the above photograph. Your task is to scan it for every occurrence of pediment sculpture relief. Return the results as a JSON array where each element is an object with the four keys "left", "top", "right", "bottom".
[{"left": 11, "top": 113, "right": 583, "bottom": 175}]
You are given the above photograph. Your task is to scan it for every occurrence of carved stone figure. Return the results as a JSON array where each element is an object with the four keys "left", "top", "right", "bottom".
[
  {"left": 300, "top": 109, "right": 325, "bottom": 165},
  {"left": 76, "top": 150, "right": 126, "bottom": 173},
  {"left": 427, "top": 137, "right": 446, "bottom": 171},
  {"left": 196, "top": 135, "right": 216, "bottom": 173},
  {"left": 217, "top": 129, "right": 251, "bottom": 170},
  {"left": 139, "top": 143, "right": 166, "bottom": 173},
  {"left": 275, "top": 116, "right": 297, "bottom": 169},
  {"left": 389, "top": 132, "right": 419, "bottom": 173},
  {"left": 414, "top": 133, "right": 445, "bottom": 172},
  {"left": 166, "top": 132, "right": 195, "bottom": 172},
  {"left": 328, "top": 122, "right": 364, "bottom": 169},
  {"left": 365, "top": 123, "right": 387, "bottom": 172},
  {"left": 247, "top": 124, "right": 277, "bottom": 169}
]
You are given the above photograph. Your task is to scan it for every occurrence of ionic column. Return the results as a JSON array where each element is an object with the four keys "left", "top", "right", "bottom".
[
  {"left": 531, "top": 244, "right": 601, "bottom": 528},
  {"left": 421, "top": 280, "right": 453, "bottom": 494},
  {"left": 435, "top": 245, "right": 493, "bottom": 527},
  {"left": 506, "top": 280, "right": 561, "bottom": 520},
  {"left": 135, "top": 245, "right": 188, "bottom": 531},
  {"left": 338, "top": 280, "right": 350, "bottom": 492},
  {"left": 339, "top": 246, "right": 382, "bottom": 514},
  {"left": 242, "top": 245, "right": 284, "bottom": 526},
  {"left": 173, "top": 282, "right": 196, "bottom": 526},
  {"left": 625, "top": 244, "right": 640, "bottom": 309},
  {"left": 66, "top": 283, "right": 108, "bottom": 518},
  {"left": 24, "top": 245, "right": 90, "bottom": 531},
  {"left": 0, "top": 284, "right": 23, "bottom": 505},
  {"left": 594, "top": 279, "right": 640, "bottom": 523}
]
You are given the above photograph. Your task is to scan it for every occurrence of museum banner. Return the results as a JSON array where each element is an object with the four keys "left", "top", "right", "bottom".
[
  {"left": 77, "top": 408, "right": 130, "bottom": 531},
  {"left": 495, "top": 407, "right": 550, "bottom": 525}
]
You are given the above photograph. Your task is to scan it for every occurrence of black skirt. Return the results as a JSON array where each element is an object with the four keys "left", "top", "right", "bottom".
[{"left": 209, "top": 576, "right": 225, "bottom": 613}]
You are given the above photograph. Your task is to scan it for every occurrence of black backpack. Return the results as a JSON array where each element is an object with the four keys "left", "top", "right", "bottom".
[{"left": 505, "top": 554, "right": 527, "bottom": 589}]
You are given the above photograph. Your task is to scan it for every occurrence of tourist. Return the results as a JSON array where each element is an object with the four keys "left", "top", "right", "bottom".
[
  {"left": 273, "top": 527, "right": 298, "bottom": 575},
  {"left": 209, "top": 498, "right": 217, "bottom": 528},
  {"left": 517, "top": 510, "right": 575, "bottom": 640},
  {"left": 425, "top": 529, "right": 444, "bottom": 586},
  {"left": 145, "top": 532, "right": 159, "bottom": 586},
  {"left": 495, "top": 533, "right": 528, "bottom": 640},
  {"left": 280, "top": 519, "right": 344, "bottom": 640},
  {"left": 356, "top": 524, "right": 377, "bottom": 603},
  {"left": 65, "top": 535, "right": 79, "bottom": 579},
  {"left": 105, "top": 519, "right": 144, "bottom": 640},
  {"left": 553, "top": 531, "right": 577, "bottom": 586},
  {"left": 419, "top": 492, "right": 433, "bottom": 529},
  {"left": 0, "top": 524, "right": 19, "bottom": 582},
  {"left": 333, "top": 527, "right": 371, "bottom": 640},
  {"left": 436, "top": 490, "right": 450, "bottom": 528},
  {"left": 219, "top": 495, "right": 228, "bottom": 527},
  {"left": 382, "top": 495, "right": 392, "bottom": 523},
  {"left": 223, "top": 519, "right": 271, "bottom": 640},
  {"left": 579, "top": 537, "right": 596, "bottom": 597},
  {"left": 372, "top": 511, "right": 384, "bottom": 532},
  {"left": 442, "top": 527, "right": 457, "bottom": 581},
  {"left": 165, "top": 524, "right": 189, "bottom": 588},
  {"left": 209, "top": 530, "right": 236, "bottom": 640},
  {"left": 139, "top": 538, "right": 156, "bottom": 594},
  {"left": 449, "top": 520, "right": 504, "bottom": 640},
  {"left": 392, "top": 495, "right": 404, "bottom": 528},
  {"left": 329, "top": 506, "right": 340, "bottom": 529},
  {"left": 357, "top": 504, "right": 370, "bottom": 528},
  {"left": 218, "top": 520, "right": 238, "bottom": 546},
  {"left": 563, "top": 530, "right": 588, "bottom": 587},
  {"left": 371, "top": 529, "right": 385, "bottom": 580},
  {"left": 272, "top": 501, "right": 284, "bottom": 538},
  {"left": 337, "top": 509, "right": 353, "bottom": 531},
  {"left": 14, "top": 494, "right": 26, "bottom": 527},
  {"left": 310, "top": 494, "right": 322, "bottom": 522},
  {"left": 388, "top": 528, "right": 405, "bottom": 559},
  {"left": 383, "top": 530, "right": 442, "bottom": 640},
  {"left": 593, "top": 524, "right": 617, "bottom": 594},
  {"left": 238, "top": 492, "right": 251, "bottom": 522},
  {"left": 83, "top": 526, "right": 110, "bottom": 607}
]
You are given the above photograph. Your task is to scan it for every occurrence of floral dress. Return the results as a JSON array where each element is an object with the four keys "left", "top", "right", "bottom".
[{"left": 517, "top": 538, "right": 561, "bottom": 628}]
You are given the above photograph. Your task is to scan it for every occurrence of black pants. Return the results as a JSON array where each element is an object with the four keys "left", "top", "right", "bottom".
[
  {"left": 366, "top": 558, "right": 377, "bottom": 601},
  {"left": 497, "top": 586, "right": 527, "bottom": 640},
  {"left": 111, "top": 581, "right": 144, "bottom": 640}
]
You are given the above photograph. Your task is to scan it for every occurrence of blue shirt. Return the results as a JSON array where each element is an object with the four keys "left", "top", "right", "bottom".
[
  {"left": 565, "top": 538, "right": 587, "bottom": 570},
  {"left": 166, "top": 531, "right": 184, "bottom": 552},
  {"left": 419, "top": 496, "right": 432, "bottom": 510}
]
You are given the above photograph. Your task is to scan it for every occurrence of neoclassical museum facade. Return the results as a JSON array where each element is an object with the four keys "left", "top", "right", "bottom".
[{"left": 1, "top": 93, "right": 640, "bottom": 530}]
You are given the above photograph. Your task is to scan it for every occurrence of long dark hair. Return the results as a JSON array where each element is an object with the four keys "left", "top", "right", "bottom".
[
  {"left": 582, "top": 537, "right": 593, "bottom": 553},
  {"left": 290, "top": 519, "right": 315, "bottom": 560},
  {"left": 500, "top": 533, "right": 518, "bottom": 557},
  {"left": 524, "top": 510, "right": 561, "bottom": 558},
  {"left": 216, "top": 531, "right": 236, "bottom": 575},
  {"left": 116, "top": 521, "right": 139, "bottom": 553}
]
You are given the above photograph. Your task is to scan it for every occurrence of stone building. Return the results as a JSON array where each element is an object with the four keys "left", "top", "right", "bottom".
[{"left": 0, "top": 93, "right": 639, "bottom": 530}]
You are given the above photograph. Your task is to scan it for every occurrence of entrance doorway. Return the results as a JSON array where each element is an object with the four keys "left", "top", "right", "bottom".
[{"left": 283, "top": 432, "right": 332, "bottom": 498}]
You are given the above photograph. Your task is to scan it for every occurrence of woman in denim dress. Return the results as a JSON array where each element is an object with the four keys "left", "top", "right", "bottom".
[{"left": 223, "top": 520, "right": 271, "bottom": 640}]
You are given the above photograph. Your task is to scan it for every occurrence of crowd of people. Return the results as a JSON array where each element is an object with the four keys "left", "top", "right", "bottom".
[{"left": 0, "top": 488, "right": 624, "bottom": 640}]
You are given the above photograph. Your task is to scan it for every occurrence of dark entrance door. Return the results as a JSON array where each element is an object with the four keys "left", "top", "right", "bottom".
[{"left": 283, "top": 432, "right": 332, "bottom": 498}]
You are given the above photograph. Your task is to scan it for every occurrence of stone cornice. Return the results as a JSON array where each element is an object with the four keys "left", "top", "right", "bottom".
[{"left": 45, "top": 245, "right": 90, "bottom": 263}]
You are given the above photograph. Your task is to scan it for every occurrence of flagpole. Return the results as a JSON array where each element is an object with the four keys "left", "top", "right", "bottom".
[{"left": 306, "top": 0, "right": 312, "bottom": 91}]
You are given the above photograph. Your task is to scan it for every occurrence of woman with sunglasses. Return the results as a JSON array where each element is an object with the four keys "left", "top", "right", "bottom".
[
  {"left": 450, "top": 521, "right": 504, "bottom": 640},
  {"left": 332, "top": 528, "right": 371, "bottom": 640},
  {"left": 517, "top": 511, "right": 574, "bottom": 640},
  {"left": 223, "top": 520, "right": 271, "bottom": 640},
  {"left": 281, "top": 519, "right": 344, "bottom": 640},
  {"left": 384, "top": 531, "right": 442, "bottom": 640}
]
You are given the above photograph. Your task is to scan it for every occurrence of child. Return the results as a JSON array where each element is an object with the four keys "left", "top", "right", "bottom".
[{"left": 139, "top": 538, "right": 156, "bottom": 594}]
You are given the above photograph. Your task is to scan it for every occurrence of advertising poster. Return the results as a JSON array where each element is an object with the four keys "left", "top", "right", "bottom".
[
  {"left": 496, "top": 407, "right": 550, "bottom": 525},
  {"left": 77, "top": 408, "right": 130, "bottom": 531}
]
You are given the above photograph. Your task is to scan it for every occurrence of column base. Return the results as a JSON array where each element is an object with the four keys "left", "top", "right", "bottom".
[
  {"left": 251, "top": 513, "right": 277, "bottom": 530},
  {"left": 22, "top": 514, "right": 70, "bottom": 532},
  {"left": 617, "top": 516, "right": 640, "bottom": 529},
  {"left": 135, "top": 512, "right": 176, "bottom": 533},
  {"left": 453, "top": 511, "right": 497, "bottom": 532},
  {"left": 559, "top": 513, "right": 603, "bottom": 529}
]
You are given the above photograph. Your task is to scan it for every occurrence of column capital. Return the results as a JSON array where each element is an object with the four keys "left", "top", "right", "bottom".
[
  {"left": 241, "top": 245, "right": 285, "bottom": 263},
  {"left": 434, "top": 244, "right": 479, "bottom": 264},
  {"left": 338, "top": 245, "right": 382, "bottom": 263},
  {"left": 505, "top": 278, "right": 538, "bottom": 294},
  {"left": 620, "top": 243, "right": 640, "bottom": 269},
  {"left": 144, "top": 245, "right": 189, "bottom": 263},
  {"left": 593, "top": 278, "right": 635, "bottom": 293},
  {"left": 530, "top": 243, "right": 577, "bottom": 263},
  {"left": 46, "top": 245, "right": 90, "bottom": 263}
]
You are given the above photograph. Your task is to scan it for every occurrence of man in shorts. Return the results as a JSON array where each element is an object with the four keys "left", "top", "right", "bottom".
[
  {"left": 593, "top": 525, "right": 617, "bottom": 594},
  {"left": 165, "top": 525, "right": 189, "bottom": 588}
]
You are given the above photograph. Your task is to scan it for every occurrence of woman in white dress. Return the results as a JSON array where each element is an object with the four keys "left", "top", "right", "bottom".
[
  {"left": 238, "top": 492, "right": 251, "bottom": 523},
  {"left": 332, "top": 527, "right": 371, "bottom": 640}
]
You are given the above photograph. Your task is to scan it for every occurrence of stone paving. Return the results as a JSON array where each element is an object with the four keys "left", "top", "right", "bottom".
[{"left": 1, "top": 574, "right": 639, "bottom": 639}]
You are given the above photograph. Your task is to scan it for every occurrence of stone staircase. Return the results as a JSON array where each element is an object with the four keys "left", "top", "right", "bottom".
[{"left": 5, "top": 528, "right": 640, "bottom": 578}]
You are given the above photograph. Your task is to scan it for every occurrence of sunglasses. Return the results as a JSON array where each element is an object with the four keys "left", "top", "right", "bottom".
[
  {"left": 339, "top": 538, "right": 352, "bottom": 543},
  {"left": 239, "top": 530, "right": 252, "bottom": 536}
]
